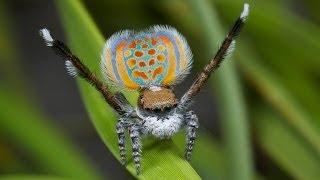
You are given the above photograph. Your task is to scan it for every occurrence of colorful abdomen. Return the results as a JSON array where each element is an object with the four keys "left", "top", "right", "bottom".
[{"left": 101, "top": 25, "right": 193, "bottom": 90}]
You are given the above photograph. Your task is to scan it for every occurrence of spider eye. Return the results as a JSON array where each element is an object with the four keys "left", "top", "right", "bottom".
[{"left": 164, "top": 106, "right": 172, "bottom": 111}]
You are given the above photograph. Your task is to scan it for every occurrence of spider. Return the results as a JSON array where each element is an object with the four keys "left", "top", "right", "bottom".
[{"left": 39, "top": 3, "right": 249, "bottom": 175}]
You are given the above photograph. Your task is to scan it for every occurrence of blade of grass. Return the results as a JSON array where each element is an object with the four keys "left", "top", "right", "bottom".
[
  {"left": 185, "top": 1, "right": 254, "bottom": 179},
  {"left": 269, "top": 66, "right": 320, "bottom": 129},
  {"left": 173, "top": 132, "right": 226, "bottom": 179},
  {"left": 54, "top": 0, "right": 200, "bottom": 178},
  {"left": 213, "top": 0, "right": 320, "bottom": 163},
  {"left": 251, "top": 0, "right": 320, "bottom": 128},
  {"left": 214, "top": 0, "right": 320, "bottom": 74},
  {"left": 236, "top": 43, "right": 320, "bottom": 156},
  {"left": 0, "top": 1, "right": 102, "bottom": 179},
  {"left": 0, "top": 175, "right": 64, "bottom": 180},
  {"left": 0, "top": 90, "right": 102, "bottom": 179},
  {"left": 174, "top": 131, "right": 265, "bottom": 180},
  {"left": 0, "top": 141, "right": 27, "bottom": 173},
  {"left": 253, "top": 108, "right": 320, "bottom": 180},
  {"left": 215, "top": 0, "right": 320, "bottom": 128}
]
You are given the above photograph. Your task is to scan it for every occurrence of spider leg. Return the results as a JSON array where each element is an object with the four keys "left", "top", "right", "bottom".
[
  {"left": 179, "top": 4, "right": 250, "bottom": 110},
  {"left": 116, "top": 118, "right": 128, "bottom": 165},
  {"left": 185, "top": 111, "right": 199, "bottom": 161},
  {"left": 129, "top": 124, "right": 142, "bottom": 175},
  {"left": 39, "top": 28, "right": 132, "bottom": 116}
]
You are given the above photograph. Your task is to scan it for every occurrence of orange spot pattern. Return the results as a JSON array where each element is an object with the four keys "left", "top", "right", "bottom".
[
  {"left": 135, "top": 51, "right": 143, "bottom": 57},
  {"left": 148, "top": 49, "right": 156, "bottom": 55},
  {"left": 139, "top": 61, "right": 146, "bottom": 67},
  {"left": 127, "top": 59, "right": 136, "bottom": 68},
  {"left": 129, "top": 42, "right": 136, "bottom": 48},
  {"left": 133, "top": 71, "right": 148, "bottom": 80},
  {"left": 152, "top": 66, "right": 163, "bottom": 79},
  {"left": 157, "top": 54, "right": 165, "bottom": 62},
  {"left": 149, "top": 59, "right": 155, "bottom": 66},
  {"left": 102, "top": 26, "right": 194, "bottom": 90},
  {"left": 116, "top": 36, "right": 173, "bottom": 88},
  {"left": 123, "top": 37, "right": 168, "bottom": 83},
  {"left": 151, "top": 38, "right": 157, "bottom": 45}
]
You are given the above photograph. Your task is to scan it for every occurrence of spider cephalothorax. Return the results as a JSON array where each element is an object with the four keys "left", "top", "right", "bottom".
[
  {"left": 138, "top": 87, "right": 178, "bottom": 111},
  {"left": 40, "top": 3, "right": 249, "bottom": 175}
]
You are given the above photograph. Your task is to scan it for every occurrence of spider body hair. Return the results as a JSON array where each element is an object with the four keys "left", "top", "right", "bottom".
[
  {"left": 137, "top": 107, "right": 184, "bottom": 138},
  {"left": 39, "top": 3, "right": 249, "bottom": 175}
]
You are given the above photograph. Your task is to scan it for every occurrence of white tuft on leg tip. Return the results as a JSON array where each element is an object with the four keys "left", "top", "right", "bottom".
[
  {"left": 240, "top": 3, "right": 250, "bottom": 21},
  {"left": 39, "top": 28, "right": 54, "bottom": 46},
  {"left": 65, "top": 60, "right": 78, "bottom": 77}
]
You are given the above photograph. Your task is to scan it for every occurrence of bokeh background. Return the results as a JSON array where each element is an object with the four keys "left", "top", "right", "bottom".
[{"left": 1, "top": 0, "right": 320, "bottom": 179}]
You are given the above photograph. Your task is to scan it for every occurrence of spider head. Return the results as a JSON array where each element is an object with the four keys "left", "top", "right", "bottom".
[{"left": 138, "top": 86, "right": 178, "bottom": 113}]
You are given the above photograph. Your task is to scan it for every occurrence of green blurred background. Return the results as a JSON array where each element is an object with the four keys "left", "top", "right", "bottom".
[{"left": 0, "top": 0, "right": 320, "bottom": 179}]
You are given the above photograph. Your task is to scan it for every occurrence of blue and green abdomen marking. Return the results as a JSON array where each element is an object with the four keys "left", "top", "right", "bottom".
[{"left": 102, "top": 26, "right": 193, "bottom": 89}]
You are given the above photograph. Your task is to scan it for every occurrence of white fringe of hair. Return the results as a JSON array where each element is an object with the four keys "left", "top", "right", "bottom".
[
  {"left": 39, "top": 28, "right": 54, "bottom": 46},
  {"left": 240, "top": 3, "right": 250, "bottom": 21},
  {"left": 226, "top": 40, "right": 236, "bottom": 56},
  {"left": 65, "top": 60, "right": 78, "bottom": 77}
]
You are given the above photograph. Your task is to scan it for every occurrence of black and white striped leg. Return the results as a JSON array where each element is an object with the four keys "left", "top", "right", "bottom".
[
  {"left": 116, "top": 119, "right": 127, "bottom": 165},
  {"left": 185, "top": 111, "right": 199, "bottom": 161},
  {"left": 129, "top": 125, "right": 142, "bottom": 175}
]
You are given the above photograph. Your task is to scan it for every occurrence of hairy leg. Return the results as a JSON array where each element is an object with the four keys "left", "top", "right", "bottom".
[
  {"left": 39, "top": 28, "right": 133, "bottom": 116},
  {"left": 129, "top": 125, "right": 142, "bottom": 175},
  {"left": 116, "top": 118, "right": 127, "bottom": 165},
  {"left": 185, "top": 111, "right": 199, "bottom": 160},
  {"left": 179, "top": 4, "right": 250, "bottom": 111}
]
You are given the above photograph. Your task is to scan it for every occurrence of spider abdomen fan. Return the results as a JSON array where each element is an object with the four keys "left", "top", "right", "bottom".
[{"left": 101, "top": 25, "right": 193, "bottom": 90}]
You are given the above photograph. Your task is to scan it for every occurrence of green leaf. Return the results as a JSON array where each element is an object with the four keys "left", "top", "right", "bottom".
[
  {"left": 254, "top": 108, "right": 320, "bottom": 180},
  {"left": 213, "top": 0, "right": 320, "bottom": 128},
  {"left": 0, "top": 175, "right": 65, "bottom": 180},
  {"left": 214, "top": 0, "right": 320, "bottom": 72},
  {"left": 237, "top": 43, "right": 320, "bottom": 156},
  {"left": 54, "top": 0, "right": 200, "bottom": 178},
  {"left": 173, "top": 132, "right": 226, "bottom": 179},
  {"left": 184, "top": 1, "right": 254, "bottom": 180},
  {"left": 0, "top": 90, "right": 102, "bottom": 180},
  {"left": 0, "top": 1, "right": 101, "bottom": 179}
]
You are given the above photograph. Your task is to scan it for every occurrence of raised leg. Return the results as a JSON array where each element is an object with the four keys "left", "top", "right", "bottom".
[
  {"left": 39, "top": 28, "right": 133, "bottom": 116},
  {"left": 129, "top": 125, "right": 142, "bottom": 175},
  {"left": 178, "top": 4, "right": 249, "bottom": 111},
  {"left": 185, "top": 111, "right": 199, "bottom": 161},
  {"left": 116, "top": 119, "right": 127, "bottom": 165}
]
